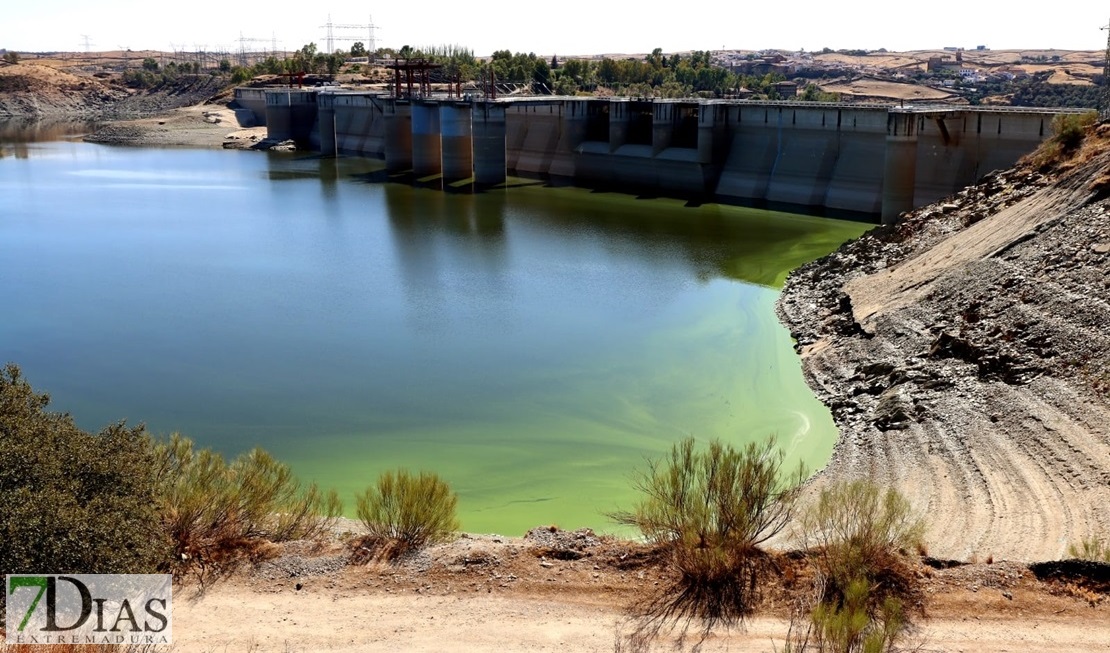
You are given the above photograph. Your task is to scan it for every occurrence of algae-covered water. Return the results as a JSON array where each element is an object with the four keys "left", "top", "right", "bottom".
[{"left": 0, "top": 138, "right": 870, "bottom": 534}]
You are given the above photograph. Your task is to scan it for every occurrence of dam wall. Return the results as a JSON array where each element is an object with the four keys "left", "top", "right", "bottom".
[
  {"left": 259, "top": 89, "right": 1082, "bottom": 220},
  {"left": 264, "top": 90, "right": 318, "bottom": 148},
  {"left": 232, "top": 88, "right": 268, "bottom": 127}
]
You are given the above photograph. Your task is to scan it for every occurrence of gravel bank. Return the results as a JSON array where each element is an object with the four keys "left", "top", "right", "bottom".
[{"left": 778, "top": 132, "right": 1110, "bottom": 561}]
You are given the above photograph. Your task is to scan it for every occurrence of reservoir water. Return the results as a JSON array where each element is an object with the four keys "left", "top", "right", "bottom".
[{"left": 0, "top": 132, "right": 870, "bottom": 534}]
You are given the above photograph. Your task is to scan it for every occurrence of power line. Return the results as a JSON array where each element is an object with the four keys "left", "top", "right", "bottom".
[
  {"left": 1102, "top": 18, "right": 1110, "bottom": 120},
  {"left": 320, "top": 15, "right": 378, "bottom": 54}
]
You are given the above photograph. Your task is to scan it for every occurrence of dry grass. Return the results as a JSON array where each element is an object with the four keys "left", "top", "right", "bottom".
[{"left": 1024, "top": 111, "right": 1100, "bottom": 172}]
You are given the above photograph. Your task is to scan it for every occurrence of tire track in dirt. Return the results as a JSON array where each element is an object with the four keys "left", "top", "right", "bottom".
[{"left": 779, "top": 140, "right": 1110, "bottom": 561}]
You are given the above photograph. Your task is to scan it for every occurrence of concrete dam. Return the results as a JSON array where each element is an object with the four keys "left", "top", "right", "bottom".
[{"left": 237, "top": 87, "right": 1085, "bottom": 222}]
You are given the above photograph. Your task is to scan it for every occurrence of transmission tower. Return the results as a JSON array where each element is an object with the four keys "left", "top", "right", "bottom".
[
  {"left": 237, "top": 32, "right": 271, "bottom": 66},
  {"left": 80, "top": 35, "right": 94, "bottom": 53},
  {"left": 320, "top": 15, "right": 378, "bottom": 54},
  {"left": 1102, "top": 19, "right": 1110, "bottom": 120}
]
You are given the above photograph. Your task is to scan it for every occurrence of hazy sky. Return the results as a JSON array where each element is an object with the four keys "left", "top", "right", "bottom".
[{"left": 3, "top": 1, "right": 1108, "bottom": 57}]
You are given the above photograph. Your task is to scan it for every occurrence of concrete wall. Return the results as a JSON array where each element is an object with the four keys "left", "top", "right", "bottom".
[
  {"left": 440, "top": 103, "right": 473, "bottom": 182},
  {"left": 265, "top": 90, "right": 318, "bottom": 148},
  {"left": 507, "top": 103, "right": 562, "bottom": 176},
  {"left": 287, "top": 93, "right": 1076, "bottom": 220},
  {"left": 473, "top": 103, "right": 507, "bottom": 185},
  {"left": 717, "top": 105, "right": 889, "bottom": 215},
  {"left": 412, "top": 102, "right": 442, "bottom": 177},
  {"left": 232, "top": 88, "right": 267, "bottom": 127},
  {"left": 332, "top": 94, "right": 386, "bottom": 157}
]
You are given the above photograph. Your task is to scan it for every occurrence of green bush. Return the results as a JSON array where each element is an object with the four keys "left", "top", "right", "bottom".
[
  {"left": 154, "top": 434, "right": 342, "bottom": 579},
  {"left": 1067, "top": 536, "right": 1110, "bottom": 562},
  {"left": 783, "top": 578, "right": 906, "bottom": 653},
  {"left": 781, "top": 481, "right": 924, "bottom": 653},
  {"left": 1052, "top": 111, "right": 1098, "bottom": 151},
  {"left": 799, "top": 479, "right": 924, "bottom": 615},
  {"left": 355, "top": 469, "right": 459, "bottom": 553},
  {"left": 612, "top": 436, "right": 806, "bottom": 641},
  {"left": 0, "top": 364, "right": 168, "bottom": 578}
]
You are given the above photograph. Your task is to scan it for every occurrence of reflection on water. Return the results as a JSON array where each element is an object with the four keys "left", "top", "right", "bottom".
[
  {"left": 0, "top": 140, "right": 871, "bottom": 534},
  {"left": 0, "top": 117, "right": 99, "bottom": 158}
]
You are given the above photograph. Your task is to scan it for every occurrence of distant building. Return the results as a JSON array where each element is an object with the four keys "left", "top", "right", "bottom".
[
  {"left": 772, "top": 80, "right": 799, "bottom": 97},
  {"left": 958, "top": 68, "right": 984, "bottom": 83}
]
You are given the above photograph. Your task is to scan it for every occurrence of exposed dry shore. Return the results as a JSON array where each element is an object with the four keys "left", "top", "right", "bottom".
[
  {"left": 82, "top": 104, "right": 272, "bottom": 149},
  {"left": 160, "top": 529, "right": 1110, "bottom": 652},
  {"left": 778, "top": 129, "right": 1110, "bottom": 561}
]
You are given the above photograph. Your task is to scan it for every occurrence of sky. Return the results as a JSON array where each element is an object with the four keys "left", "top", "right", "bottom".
[{"left": 2, "top": 1, "right": 1109, "bottom": 57}]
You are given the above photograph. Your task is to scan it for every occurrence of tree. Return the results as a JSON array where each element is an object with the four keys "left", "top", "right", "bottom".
[
  {"left": 219, "top": 58, "right": 231, "bottom": 72},
  {"left": 350, "top": 41, "right": 367, "bottom": 58},
  {"left": 142, "top": 57, "right": 159, "bottom": 71},
  {"left": 532, "top": 59, "right": 551, "bottom": 93},
  {"left": 2, "top": 51, "right": 19, "bottom": 65},
  {"left": 550, "top": 54, "right": 558, "bottom": 69},
  {"left": 0, "top": 364, "right": 167, "bottom": 577},
  {"left": 325, "top": 51, "right": 345, "bottom": 77}
]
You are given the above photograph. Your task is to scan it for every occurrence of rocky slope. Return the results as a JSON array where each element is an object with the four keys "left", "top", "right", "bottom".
[
  {"left": 0, "top": 62, "right": 227, "bottom": 118},
  {"left": 778, "top": 125, "right": 1110, "bottom": 561}
]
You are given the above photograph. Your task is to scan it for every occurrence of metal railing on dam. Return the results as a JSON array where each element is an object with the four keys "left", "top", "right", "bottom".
[{"left": 255, "top": 88, "right": 1087, "bottom": 222}]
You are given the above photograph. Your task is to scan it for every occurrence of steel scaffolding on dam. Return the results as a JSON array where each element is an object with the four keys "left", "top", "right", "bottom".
[{"left": 240, "top": 87, "right": 1088, "bottom": 223}]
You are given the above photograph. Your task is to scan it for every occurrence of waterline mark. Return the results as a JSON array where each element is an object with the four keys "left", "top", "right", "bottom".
[{"left": 5, "top": 574, "right": 172, "bottom": 645}]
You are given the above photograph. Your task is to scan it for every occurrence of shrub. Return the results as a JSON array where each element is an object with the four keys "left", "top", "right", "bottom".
[
  {"left": 800, "top": 479, "right": 925, "bottom": 605},
  {"left": 154, "top": 434, "right": 342, "bottom": 581},
  {"left": 355, "top": 469, "right": 459, "bottom": 554},
  {"left": 781, "top": 480, "right": 925, "bottom": 653},
  {"left": 1027, "top": 110, "right": 1099, "bottom": 169},
  {"left": 0, "top": 364, "right": 168, "bottom": 579},
  {"left": 1052, "top": 111, "right": 1098, "bottom": 151},
  {"left": 1067, "top": 536, "right": 1110, "bottom": 562},
  {"left": 611, "top": 436, "right": 806, "bottom": 645},
  {"left": 782, "top": 579, "right": 906, "bottom": 653}
]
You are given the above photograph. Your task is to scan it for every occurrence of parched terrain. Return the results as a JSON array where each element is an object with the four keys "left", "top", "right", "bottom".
[
  {"left": 0, "top": 61, "right": 227, "bottom": 118},
  {"left": 159, "top": 527, "right": 1110, "bottom": 652},
  {"left": 778, "top": 127, "right": 1110, "bottom": 561}
]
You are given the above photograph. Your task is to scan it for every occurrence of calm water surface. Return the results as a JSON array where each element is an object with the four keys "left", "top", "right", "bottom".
[{"left": 0, "top": 135, "right": 870, "bottom": 533}]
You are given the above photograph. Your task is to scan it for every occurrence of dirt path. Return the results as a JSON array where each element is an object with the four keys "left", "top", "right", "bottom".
[{"left": 169, "top": 569, "right": 1110, "bottom": 652}]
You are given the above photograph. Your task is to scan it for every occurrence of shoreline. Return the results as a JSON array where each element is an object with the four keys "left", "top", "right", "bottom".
[
  {"left": 3, "top": 105, "right": 1110, "bottom": 651},
  {"left": 11, "top": 104, "right": 1110, "bottom": 559},
  {"left": 21, "top": 103, "right": 1110, "bottom": 560},
  {"left": 777, "top": 142, "right": 1110, "bottom": 561}
]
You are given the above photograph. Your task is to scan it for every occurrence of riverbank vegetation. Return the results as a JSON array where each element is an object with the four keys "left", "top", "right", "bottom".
[
  {"left": 228, "top": 42, "right": 804, "bottom": 100},
  {"left": 3, "top": 361, "right": 1107, "bottom": 651}
]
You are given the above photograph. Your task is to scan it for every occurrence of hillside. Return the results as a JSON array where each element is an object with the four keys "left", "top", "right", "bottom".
[
  {"left": 0, "top": 60, "right": 228, "bottom": 117},
  {"left": 778, "top": 122, "right": 1110, "bottom": 561}
]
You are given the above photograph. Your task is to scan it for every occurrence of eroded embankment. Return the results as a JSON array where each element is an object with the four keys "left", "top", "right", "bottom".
[{"left": 778, "top": 130, "right": 1110, "bottom": 561}]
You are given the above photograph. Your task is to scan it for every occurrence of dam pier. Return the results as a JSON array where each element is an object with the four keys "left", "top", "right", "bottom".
[{"left": 236, "top": 87, "right": 1084, "bottom": 222}]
